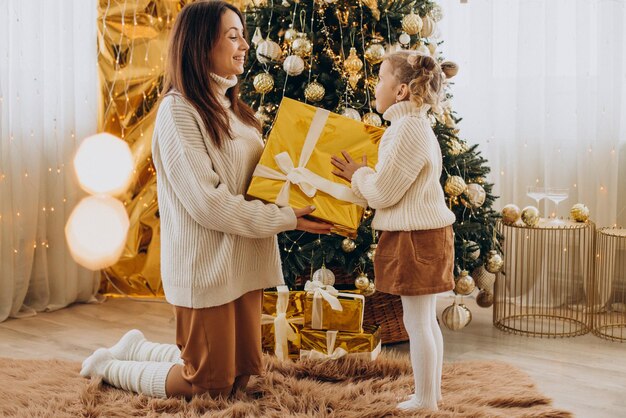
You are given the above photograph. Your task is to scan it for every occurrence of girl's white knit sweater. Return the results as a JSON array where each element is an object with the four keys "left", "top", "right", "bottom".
[
  {"left": 151, "top": 74, "right": 297, "bottom": 309},
  {"left": 351, "top": 100, "right": 456, "bottom": 231}
]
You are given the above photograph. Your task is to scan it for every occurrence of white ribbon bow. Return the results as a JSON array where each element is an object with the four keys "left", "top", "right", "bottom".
[
  {"left": 304, "top": 280, "right": 343, "bottom": 329},
  {"left": 261, "top": 285, "right": 303, "bottom": 361},
  {"left": 308, "top": 330, "right": 348, "bottom": 360},
  {"left": 252, "top": 107, "right": 368, "bottom": 208}
]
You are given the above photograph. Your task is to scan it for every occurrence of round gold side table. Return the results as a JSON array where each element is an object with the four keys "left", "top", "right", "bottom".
[
  {"left": 591, "top": 228, "right": 626, "bottom": 342},
  {"left": 494, "top": 219, "right": 594, "bottom": 337}
]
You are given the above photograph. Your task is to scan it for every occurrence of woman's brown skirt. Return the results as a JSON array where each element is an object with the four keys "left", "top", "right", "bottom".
[
  {"left": 374, "top": 226, "right": 455, "bottom": 296},
  {"left": 174, "top": 290, "right": 263, "bottom": 393}
]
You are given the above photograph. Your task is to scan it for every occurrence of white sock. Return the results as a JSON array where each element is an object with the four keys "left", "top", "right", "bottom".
[
  {"left": 81, "top": 347, "right": 175, "bottom": 398},
  {"left": 108, "top": 329, "right": 182, "bottom": 363},
  {"left": 430, "top": 297, "right": 444, "bottom": 402},
  {"left": 398, "top": 294, "right": 440, "bottom": 411}
]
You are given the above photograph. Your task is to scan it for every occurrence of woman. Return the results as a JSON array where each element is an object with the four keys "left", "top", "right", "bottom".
[{"left": 80, "top": 0, "right": 331, "bottom": 399}]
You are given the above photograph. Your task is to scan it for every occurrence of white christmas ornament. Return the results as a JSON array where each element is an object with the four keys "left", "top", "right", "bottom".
[
  {"left": 256, "top": 38, "right": 282, "bottom": 64},
  {"left": 283, "top": 55, "right": 305, "bottom": 76}
]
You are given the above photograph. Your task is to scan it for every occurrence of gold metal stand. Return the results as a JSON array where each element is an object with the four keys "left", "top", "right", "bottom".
[
  {"left": 591, "top": 228, "right": 626, "bottom": 342},
  {"left": 494, "top": 220, "right": 594, "bottom": 337}
]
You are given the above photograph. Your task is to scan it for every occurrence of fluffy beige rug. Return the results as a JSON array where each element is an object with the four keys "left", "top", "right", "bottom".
[{"left": 0, "top": 352, "right": 572, "bottom": 417}]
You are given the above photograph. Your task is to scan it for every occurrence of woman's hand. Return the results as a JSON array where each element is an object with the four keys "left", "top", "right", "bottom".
[
  {"left": 331, "top": 150, "right": 367, "bottom": 182},
  {"left": 293, "top": 206, "right": 333, "bottom": 235}
]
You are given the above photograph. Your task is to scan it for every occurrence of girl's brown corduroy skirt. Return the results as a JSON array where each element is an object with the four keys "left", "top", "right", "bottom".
[
  {"left": 174, "top": 289, "right": 263, "bottom": 393},
  {"left": 374, "top": 226, "right": 455, "bottom": 296}
]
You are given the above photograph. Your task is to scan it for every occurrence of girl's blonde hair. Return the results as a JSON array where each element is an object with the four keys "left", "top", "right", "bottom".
[{"left": 384, "top": 51, "right": 443, "bottom": 111}]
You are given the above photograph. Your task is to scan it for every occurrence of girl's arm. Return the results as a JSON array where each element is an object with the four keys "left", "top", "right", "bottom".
[
  {"left": 351, "top": 118, "right": 430, "bottom": 209},
  {"left": 156, "top": 97, "right": 298, "bottom": 238}
]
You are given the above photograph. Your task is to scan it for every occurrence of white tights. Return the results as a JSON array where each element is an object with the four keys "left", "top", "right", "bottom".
[{"left": 398, "top": 294, "right": 442, "bottom": 411}]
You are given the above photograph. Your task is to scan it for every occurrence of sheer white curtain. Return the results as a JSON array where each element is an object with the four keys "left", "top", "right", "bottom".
[
  {"left": 0, "top": 1, "right": 99, "bottom": 322},
  {"left": 437, "top": 0, "right": 626, "bottom": 227}
]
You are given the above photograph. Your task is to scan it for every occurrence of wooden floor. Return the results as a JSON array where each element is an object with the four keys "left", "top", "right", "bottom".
[{"left": 0, "top": 294, "right": 624, "bottom": 417}]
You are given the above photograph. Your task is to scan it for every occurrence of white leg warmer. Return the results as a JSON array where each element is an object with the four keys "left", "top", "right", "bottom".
[
  {"left": 108, "top": 329, "right": 182, "bottom": 363},
  {"left": 80, "top": 348, "right": 175, "bottom": 399}
]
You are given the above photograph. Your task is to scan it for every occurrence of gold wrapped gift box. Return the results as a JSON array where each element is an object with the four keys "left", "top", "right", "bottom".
[
  {"left": 261, "top": 322, "right": 303, "bottom": 361},
  {"left": 300, "top": 324, "right": 381, "bottom": 361},
  {"left": 247, "top": 97, "right": 384, "bottom": 238},
  {"left": 303, "top": 290, "right": 365, "bottom": 334},
  {"left": 261, "top": 286, "right": 306, "bottom": 361}
]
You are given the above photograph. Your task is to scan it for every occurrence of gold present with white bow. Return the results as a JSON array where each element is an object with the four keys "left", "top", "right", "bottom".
[
  {"left": 261, "top": 285, "right": 305, "bottom": 361},
  {"left": 247, "top": 97, "right": 384, "bottom": 238},
  {"left": 303, "top": 280, "right": 365, "bottom": 333},
  {"left": 300, "top": 324, "right": 381, "bottom": 361}
]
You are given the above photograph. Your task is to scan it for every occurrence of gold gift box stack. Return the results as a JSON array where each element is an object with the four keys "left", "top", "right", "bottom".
[{"left": 262, "top": 285, "right": 381, "bottom": 361}]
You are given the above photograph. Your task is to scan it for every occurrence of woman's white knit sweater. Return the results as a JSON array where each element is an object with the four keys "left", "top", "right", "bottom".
[
  {"left": 351, "top": 100, "right": 456, "bottom": 231},
  {"left": 151, "top": 73, "right": 297, "bottom": 309}
]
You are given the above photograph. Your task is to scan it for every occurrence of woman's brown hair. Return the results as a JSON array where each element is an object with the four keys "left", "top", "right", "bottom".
[
  {"left": 162, "top": 0, "right": 260, "bottom": 148},
  {"left": 384, "top": 51, "right": 443, "bottom": 111}
]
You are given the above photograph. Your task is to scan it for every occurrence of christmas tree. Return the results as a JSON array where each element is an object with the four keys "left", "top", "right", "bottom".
[{"left": 241, "top": 0, "right": 502, "bottom": 307}]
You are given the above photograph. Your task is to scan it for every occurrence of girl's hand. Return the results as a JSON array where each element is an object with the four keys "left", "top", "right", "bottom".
[{"left": 331, "top": 151, "right": 367, "bottom": 182}]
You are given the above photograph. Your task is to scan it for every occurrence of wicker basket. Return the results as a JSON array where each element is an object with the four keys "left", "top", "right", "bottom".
[{"left": 296, "top": 272, "right": 409, "bottom": 344}]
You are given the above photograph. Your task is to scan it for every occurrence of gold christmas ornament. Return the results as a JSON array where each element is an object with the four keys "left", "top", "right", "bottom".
[
  {"left": 472, "top": 266, "right": 496, "bottom": 291},
  {"left": 256, "top": 38, "right": 282, "bottom": 64},
  {"left": 449, "top": 139, "right": 466, "bottom": 156},
  {"left": 430, "top": 3, "right": 444, "bottom": 22},
  {"left": 345, "top": 47, "right": 363, "bottom": 74},
  {"left": 485, "top": 250, "right": 504, "bottom": 274},
  {"left": 402, "top": 11, "right": 423, "bottom": 35},
  {"left": 341, "top": 237, "right": 357, "bottom": 253},
  {"left": 570, "top": 203, "right": 590, "bottom": 222},
  {"left": 283, "top": 55, "right": 305, "bottom": 76},
  {"left": 312, "top": 266, "right": 336, "bottom": 286},
  {"left": 365, "top": 41, "right": 385, "bottom": 65},
  {"left": 253, "top": 72, "right": 274, "bottom": 94},
  {"left": 354, "top": 273, "right": 370, "bottom": 290},
  {"left": 501, "top": 204, "right": 521, "bottom": 225},
  {"left": 441, "top": 61, "right": 459, "bottom": 79},
  {"left": 398, "top": 32, "right": 411, "bottom": 46},
  {"left": 442, "top": 302, "right": 470, "bottom": 330},
  {"left": 304, "top": 81, "right": 325, "bottom": 102},
  {"left": 348, "top": 73, "right": 361, "bottom": 89},
  {"left": 421, "top": 15, "right": 435, "bottom": 37},
  {"left": 284, "top": 26, "right": 298, "bottom": 44},
  {"left": 444, "top": 175, "right": 467, "bottom": 197},
  {"left": 292, "top": 35, "right": 312, "bottom": 57},
  {"left": 366, "top": 243, "right": 377, "bottom": 260},
  {"left": 342, "top": 107, "right": 361, "bottom": 121},
  {"left": 363, "top": 208, "right": 373, "bottom": 219},
  {"left": 521, "top": 206, "right": 540, "bottom": 227},
  {"left": 476, "top": 290, "right": 494, "bottom": 308},
  {"left": 462, "top": 183, "right": 486, "bottom": 208},
  {"left": 464, "top": 240, "right": 480, "bottom": 260},
  {"left": 362, "top": 112, "right": 382, "bottom": 127},
  {"left": 454, "top": 270, "right": 476, "bottom": 296},
  {"left": 363, "top": 281, "right": 376, "bottom": 296},
  {"left": 459, "top": 303, "right": 472, "bottom": 326}
]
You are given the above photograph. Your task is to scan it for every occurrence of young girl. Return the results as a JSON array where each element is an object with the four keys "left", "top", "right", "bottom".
[
  {"left": 80, "top": 0, "right": 330, "bottom": 400},
  {"left": 332, "top": 51, "right": 456, "bottom": 411}
]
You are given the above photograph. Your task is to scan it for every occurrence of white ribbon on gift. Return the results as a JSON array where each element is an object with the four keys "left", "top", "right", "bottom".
[
  {"left": 260, "top": 285, "right": 304, "bottom": 362},
  {"left": 308, "top": 330, "right": 348, "bottom": 360},
  {"left": 304, "top": 280, "right": 344, "bottom": 330},
  {"left": 252, "top": 107, "right": 368, "bottom": 208}
]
